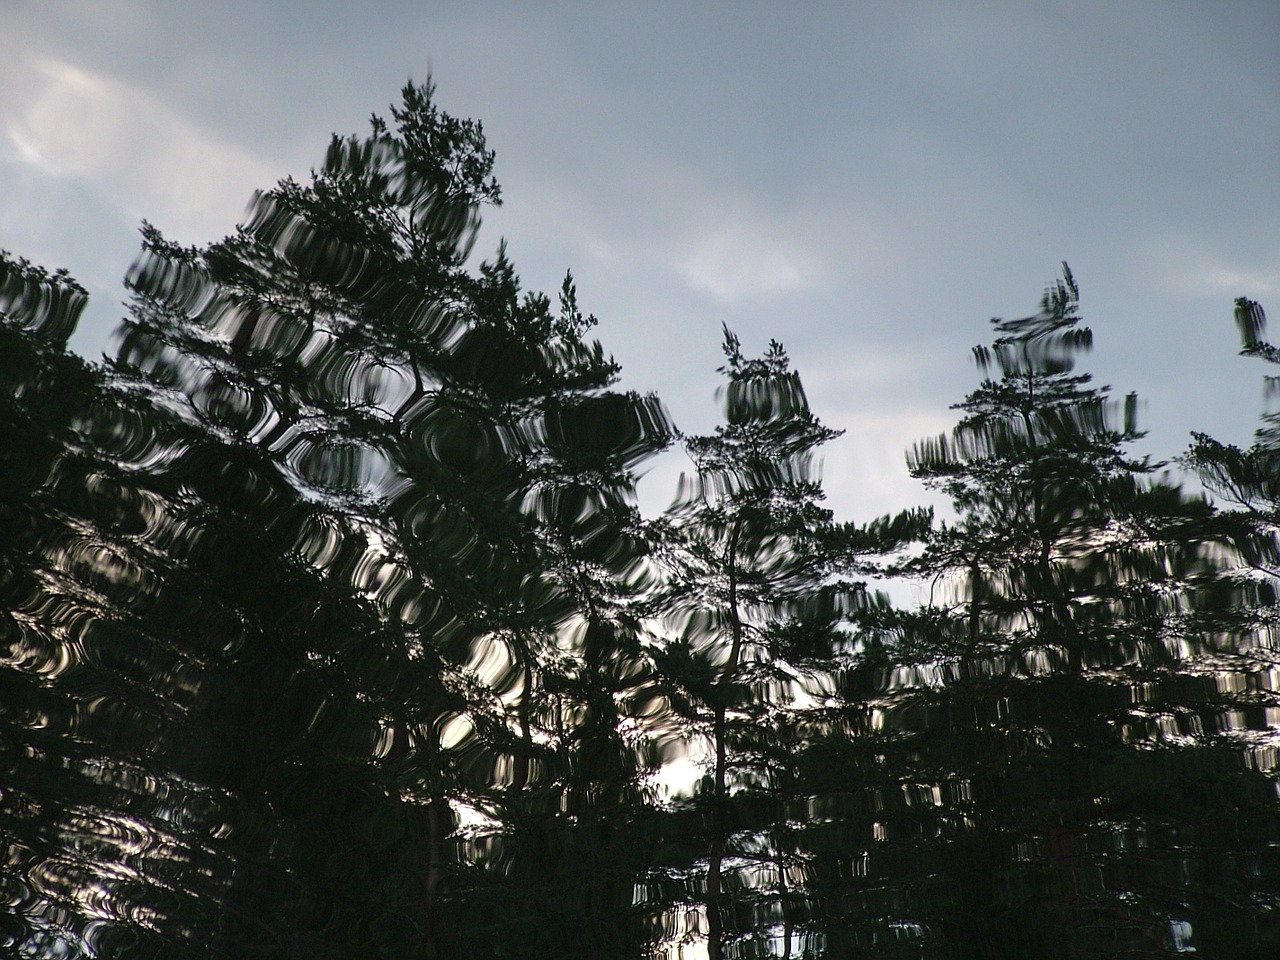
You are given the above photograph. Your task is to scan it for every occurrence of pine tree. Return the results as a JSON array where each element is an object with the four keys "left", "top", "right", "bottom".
[
  {"left": 1189, "top": 297, "right": 1280, "bottom": 590},
  {"left": 0, "top": 254, "right": 264, "bottom": 957},
  {"left": 852, "top": 267, "right": 1280, "bottom": 957},
  {"left": 110, "top": 80, "right": 673, "bottom": 958},
  {"left": 650, "top": 329, "right": 923, "bottom": 959},
  {"left": 1182, "top": 296, "right": 1280, "bottom": 954}
]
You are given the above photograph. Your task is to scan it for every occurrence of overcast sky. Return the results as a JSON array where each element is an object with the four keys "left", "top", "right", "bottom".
[{"left": 3, "top": 1, "right": 1278, "bottom": 523}]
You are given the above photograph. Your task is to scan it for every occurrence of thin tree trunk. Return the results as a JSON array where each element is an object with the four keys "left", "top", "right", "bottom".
[
  {"left": 708, "top": 519, "right": 744, "bottom": 960},
  {"left": 423, "top": 798, "right": 442, "bottom": 960},
  {"left": 708, "top": 700, "right": 727, "bottom": 960}
]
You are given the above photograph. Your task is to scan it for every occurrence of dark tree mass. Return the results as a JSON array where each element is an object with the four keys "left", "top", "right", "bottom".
[{"left": 3, "top": 82, "right": 1279, "bottom": 959}]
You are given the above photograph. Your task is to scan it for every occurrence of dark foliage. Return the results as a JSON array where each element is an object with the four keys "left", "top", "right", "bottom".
[{"left": 3, "top": 86, "right": 1279, "bottom": 960}]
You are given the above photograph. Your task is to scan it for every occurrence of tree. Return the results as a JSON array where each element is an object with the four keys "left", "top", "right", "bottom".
[
  {"left": 0, "top": 254, "right": 280, "bottom": 957},
  {"left": 847, "top": 266, "right": 1280, "bottom": 958},
  {"left": 109, "top": 79, "right": 673, "bottom": 958},
  {"left": 1188, "top": 297, "right": 1280, "bottom": 596},
  {"left": 10, "top": 75, "right": 1280, "bottom": 960},
  {"left": 1180, "top": 297, "right": 1280, "bottom": 955},
  {"left": 650, "top": 329, "right": 923, "bottom": 959},
  {"left": 2, "top": 79, "right": 677, "bottom": 960}
]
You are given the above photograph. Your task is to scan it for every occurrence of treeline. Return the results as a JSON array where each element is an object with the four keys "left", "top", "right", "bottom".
[{"left": 3, "top": 83, "right": 1280, "bottom": 960}]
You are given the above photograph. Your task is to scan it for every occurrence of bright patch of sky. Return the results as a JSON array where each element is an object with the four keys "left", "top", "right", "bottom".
[{"left": 2, "top": 0, "right": 1278, "bottom": 529}]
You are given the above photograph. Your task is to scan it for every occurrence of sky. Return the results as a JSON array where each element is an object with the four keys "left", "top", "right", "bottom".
[{"left": 2, "top": 0, "right": 1278, "bottom": 525}]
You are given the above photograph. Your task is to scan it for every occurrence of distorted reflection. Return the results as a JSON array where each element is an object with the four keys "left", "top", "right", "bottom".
[{"left": 4, "top": 90, "right": 1279, "bottom": 960}]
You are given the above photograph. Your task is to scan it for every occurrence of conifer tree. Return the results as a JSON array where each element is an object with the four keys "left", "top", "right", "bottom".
[
  {"left": 0, "top": 255, "right": 267, "bottom": 957},
  {"left": 851, "top": 267, "right": 1280, "bottom": 957},
  {"left": 1189, "top": 297, "right": 1280, "bottom": 594},
  {"left": 13, "top": 74, "right": 1280, "bottom": 960},
  {"left": 110, "top": 80, "right": 672, "bottom": 958},
  {"left": 651, "top": 329, "right": 923, "bottom": 959}
]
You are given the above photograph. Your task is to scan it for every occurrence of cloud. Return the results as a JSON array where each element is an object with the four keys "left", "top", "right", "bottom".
[
  {"left": 1133, "top": 234, "right": 1280, "bottom": 299},
  {"left": 680, "top": 215, "right": 822, "bottom": 303},
  {"left": 818, "top": 407, "right": 956, "bottom": 522},
  {"left": 2, "top": 56, "right": 282, "bottom": 243}
]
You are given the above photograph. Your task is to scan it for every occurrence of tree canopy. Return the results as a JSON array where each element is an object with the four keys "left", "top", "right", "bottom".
[{"left": 3, "top": 82, "right": 1279, "bottom": 960}]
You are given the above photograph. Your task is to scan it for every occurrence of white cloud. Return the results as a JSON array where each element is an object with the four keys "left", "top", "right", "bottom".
[
  {"left": 2, "top": 56, "right": 281, "bottom": 243},
  {"left": 819, "top": 407, "right": 955, "bottom": 521},
  {"left": 1133, "top": 234, "right": 1280, "bottom": 299},
  {"left": 680, "top": 215, "right": 822, "bottom": 303}
]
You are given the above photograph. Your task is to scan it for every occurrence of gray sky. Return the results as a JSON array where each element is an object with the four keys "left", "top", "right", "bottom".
[{"left": 3, "top": 0, "right": 1278, "bottom": 523}]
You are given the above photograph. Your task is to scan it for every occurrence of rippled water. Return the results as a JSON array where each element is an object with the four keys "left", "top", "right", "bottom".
[{"left": 5, "top": 101, "right": 1280, "bottom": 959}]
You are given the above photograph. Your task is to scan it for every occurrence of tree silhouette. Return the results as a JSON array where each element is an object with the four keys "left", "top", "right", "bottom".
[
  {"left": 5, "top": 79, "right": 1280, "bottom": 960},
  {"left": 2, "top": 81, "right": 673, "bottom": 959},
  {"left": 109, "top": 80, "right": 674, "bottom": 958},
  {"left": 0, "top": 253, "right": 261, "bottom": 957},
  {"left": 844, "top": 267, "right": 1280, "bottom": 958},
  {"left": 651, "top": 329, "right": 923, "bottom": 959}
]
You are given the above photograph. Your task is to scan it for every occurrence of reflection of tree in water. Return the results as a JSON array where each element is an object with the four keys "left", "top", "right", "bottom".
[
  {"left": 800, "top": 269, "right": 1280, "bottom": 958},
  {"left": 650, "top": 329, "right": 925, "bottom": 959},
  {"left": 4, "top": 86, "right": 1280, "bottom": 960},
  {"left": 2, "top": 258, "right": 226, "bottom": 956}
]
